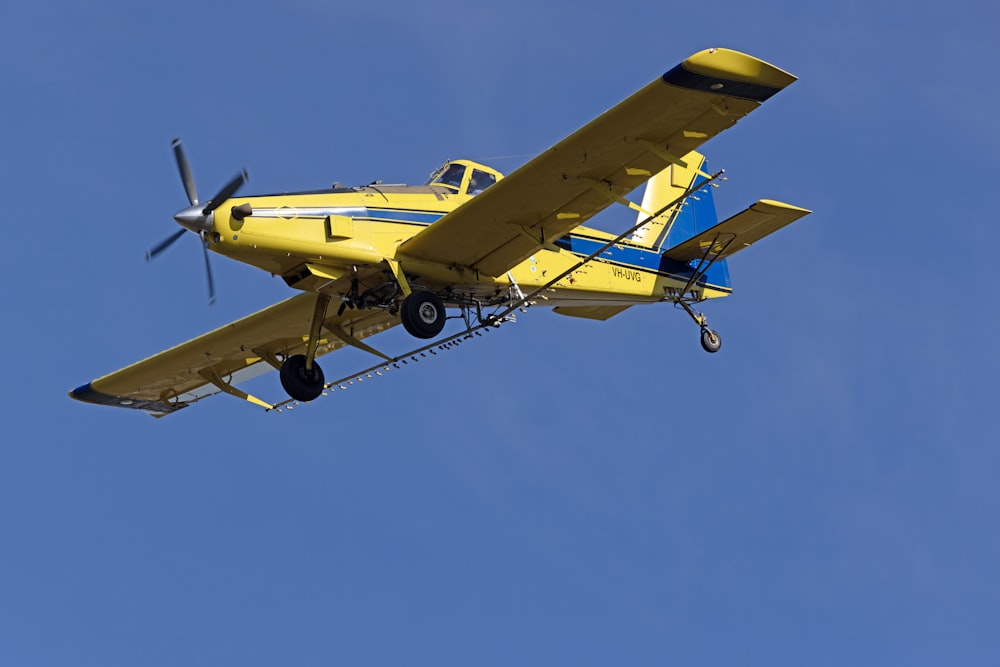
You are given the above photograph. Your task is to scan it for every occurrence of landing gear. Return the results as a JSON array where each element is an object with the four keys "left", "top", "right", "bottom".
[
  {"left": 280, "top": 354, "right": 325, "bottom": 402},
  {"left": 700, "top": 327, "right": 722, "bottom": 353},
  {"left": 677, "top": 300, "right": 722, "bottom": 354},
  {"left": 400, "top": 290, "right": 446, "bottom": 339},
  {"left": 278, "top": 292, "right": 331, "bottom": 401}
]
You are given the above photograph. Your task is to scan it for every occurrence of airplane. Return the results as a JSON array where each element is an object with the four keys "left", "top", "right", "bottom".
[{"left": 69, "top": 47, "right": 810, "bottom": 417}]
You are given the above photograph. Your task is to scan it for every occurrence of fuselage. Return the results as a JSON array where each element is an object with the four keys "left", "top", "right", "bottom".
[{"left": 199, "top": 160, "right": 732, "bottom": 311}]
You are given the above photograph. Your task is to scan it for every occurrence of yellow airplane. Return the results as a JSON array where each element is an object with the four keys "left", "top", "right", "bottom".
[{"left": 70, "top": 47, "right": 810, "bottom": 417}]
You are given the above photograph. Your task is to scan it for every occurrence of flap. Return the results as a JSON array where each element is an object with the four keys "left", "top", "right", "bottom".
[
  {"left": 662, "top": 199, "right": 811, "bottom": 263},
  {"left": 399, "top": 48, "right": 796, "bottom": 277}
]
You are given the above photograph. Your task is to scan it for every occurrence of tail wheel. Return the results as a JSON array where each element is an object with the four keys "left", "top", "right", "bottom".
[
  {"left": 280, "top": 354, "right": 325, "bottom": 401},
  {"left": 400, "top": 290, "right": 446, "bottom": 339},
  {"left": 700, "top": 328, "right": 722, "bottom": 353}
]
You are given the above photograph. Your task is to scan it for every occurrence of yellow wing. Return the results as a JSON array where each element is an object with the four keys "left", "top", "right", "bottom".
[
  {"left": 399, "top": 48, "right": 796, "bottom": 277},
  {"left": 69, "top": 293, "right": 398, "bottom": 417}
]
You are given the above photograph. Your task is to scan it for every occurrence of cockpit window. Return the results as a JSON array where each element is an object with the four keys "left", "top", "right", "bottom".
[
  {"left": 469, "top": 169, "right": 497, "bottom": 195},
  {"left": 428, "top": 163, "right": 466, "bottom": 191}
]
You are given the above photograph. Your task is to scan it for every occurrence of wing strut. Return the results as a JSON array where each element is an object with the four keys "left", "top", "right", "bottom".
[
  {"left": 198, "top": 367, "right": 275, "bottom": 410},
  {"left": 324, "top": 324, "right": 394, "bottom": 361}
]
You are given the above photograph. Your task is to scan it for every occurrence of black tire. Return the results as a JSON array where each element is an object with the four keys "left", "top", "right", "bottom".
[
  {"left": 279, "top": 354, "right": 325, "bottom": 401},
  {"left": 700, "top": 328, "right": 722, "bottom": 353},
  {"left": 400, "top": 291, "right": 446, "bottom": 339}
]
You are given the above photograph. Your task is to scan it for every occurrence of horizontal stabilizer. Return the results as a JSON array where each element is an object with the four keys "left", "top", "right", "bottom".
[{"left": 662, "top": 199, "right": 810, "bottom": 263}]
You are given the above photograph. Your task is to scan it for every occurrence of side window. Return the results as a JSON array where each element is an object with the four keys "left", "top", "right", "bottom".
[
  {"left": 432, "top": 164, "right": 467, "bottom": 191},
  {"left": 469, "top": 169, "right": 497, "bottom": 195}
]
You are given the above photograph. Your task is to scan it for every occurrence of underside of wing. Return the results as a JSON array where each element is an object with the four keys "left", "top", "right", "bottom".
[
  {"left": 400, "top": 48, "right": 796, "bottom": 277},
  {"left": 70, "top": 293, "right": 399, "bottom": 416},
  {"left": 662, "top": 199, "right": 811, "bottom": 263}
]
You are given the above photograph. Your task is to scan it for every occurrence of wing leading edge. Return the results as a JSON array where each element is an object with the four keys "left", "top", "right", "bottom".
[{"left": 399, "top": 48, "right": 796, "bottom": 277}]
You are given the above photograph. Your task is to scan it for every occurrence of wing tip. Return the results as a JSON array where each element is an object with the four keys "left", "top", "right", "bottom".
[
  {"left": 663, "top": 48, "right": 796, "bottom": 102},
  {"left": 754, "top": 199, "right": 813, "bottom": 216},
  {"left": 69, "top": 382, "right": 185, "bottom": 417}
]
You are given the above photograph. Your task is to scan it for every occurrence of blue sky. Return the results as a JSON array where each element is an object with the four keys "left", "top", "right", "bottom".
[{"left": 2, "top": 1, "right": 999, "bottom": 664}]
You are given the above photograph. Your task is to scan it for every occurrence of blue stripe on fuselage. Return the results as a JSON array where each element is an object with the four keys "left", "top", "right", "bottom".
[
  {"left": 252, "top": 206, "right": 444, "bottom": 226},
  {"left": 364, "top": 208, "right": 444, "bottom": 225},
  {"left": 555, "top": 234, "right": 732, "bottom": 291}
]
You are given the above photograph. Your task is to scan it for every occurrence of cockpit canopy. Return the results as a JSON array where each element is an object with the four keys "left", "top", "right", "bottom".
[{"left": 425, "top": 159, "right": 503, "bottom": 196}]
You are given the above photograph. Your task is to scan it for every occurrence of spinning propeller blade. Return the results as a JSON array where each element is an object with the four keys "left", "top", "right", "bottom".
[
  {"left": 201, "top": 236, "right": 216, "bottom": 305},
  {"left": 145, "top": 138, "right": 248, "bottom": 305},
  {"left": 172, "top": 138, "right": 198, "bottom": 206},
  {"left": 146, "top": 228, "right": 186, "bottom": 262},
  {"left": 203, "top": 169, "right": 248, "bottom": 215}
]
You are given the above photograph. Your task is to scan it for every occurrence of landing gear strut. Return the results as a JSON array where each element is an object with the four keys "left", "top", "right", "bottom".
[
  {"left": 280, "top": 292, "right": 330, "bottom": 401},
  {"left": 400, "top": 290, "right": 446, "bottom": 339},
  {"left": 678, "top": 301, "right": 722, "bottom": 354}
]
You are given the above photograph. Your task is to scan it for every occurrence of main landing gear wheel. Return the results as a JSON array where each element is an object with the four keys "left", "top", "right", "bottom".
[
  {"left": 700, "top": 328, "right": 722, "bottom": 354},
  {"left": 400, "top": 290, "right": 446, "bottom": 339},
  {"left": 280, "top": 354, "right": 325, "bottom": 401}
]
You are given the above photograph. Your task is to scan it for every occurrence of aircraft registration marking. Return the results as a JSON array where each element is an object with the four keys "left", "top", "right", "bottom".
[{"left": 611, "top": 266, "right": 642, "bottom": 283}]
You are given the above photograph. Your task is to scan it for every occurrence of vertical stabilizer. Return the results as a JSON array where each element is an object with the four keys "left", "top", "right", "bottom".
[{"left": 630, "top": 151, "right": 719, "bottom": 251}]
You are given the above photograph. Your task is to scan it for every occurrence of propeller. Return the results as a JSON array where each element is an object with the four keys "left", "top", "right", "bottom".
[
  {"left": 145, "top": 228, "right": 185, "bottom": 262},
  {"left": 173, "top": 137, "right": 198, "bottom": 206},
  {"left": 145, "top": 138, "right": 248, "bottom": 305}
]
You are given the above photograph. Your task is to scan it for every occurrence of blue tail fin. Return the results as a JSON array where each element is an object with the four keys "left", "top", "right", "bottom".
[{"left": 631, "top": 152, "right": 731, "bottom": 291}]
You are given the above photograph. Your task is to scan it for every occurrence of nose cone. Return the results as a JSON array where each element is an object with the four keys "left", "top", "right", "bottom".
[{"left": 173, "top": 204, "right": 214, "bottom": 234}]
